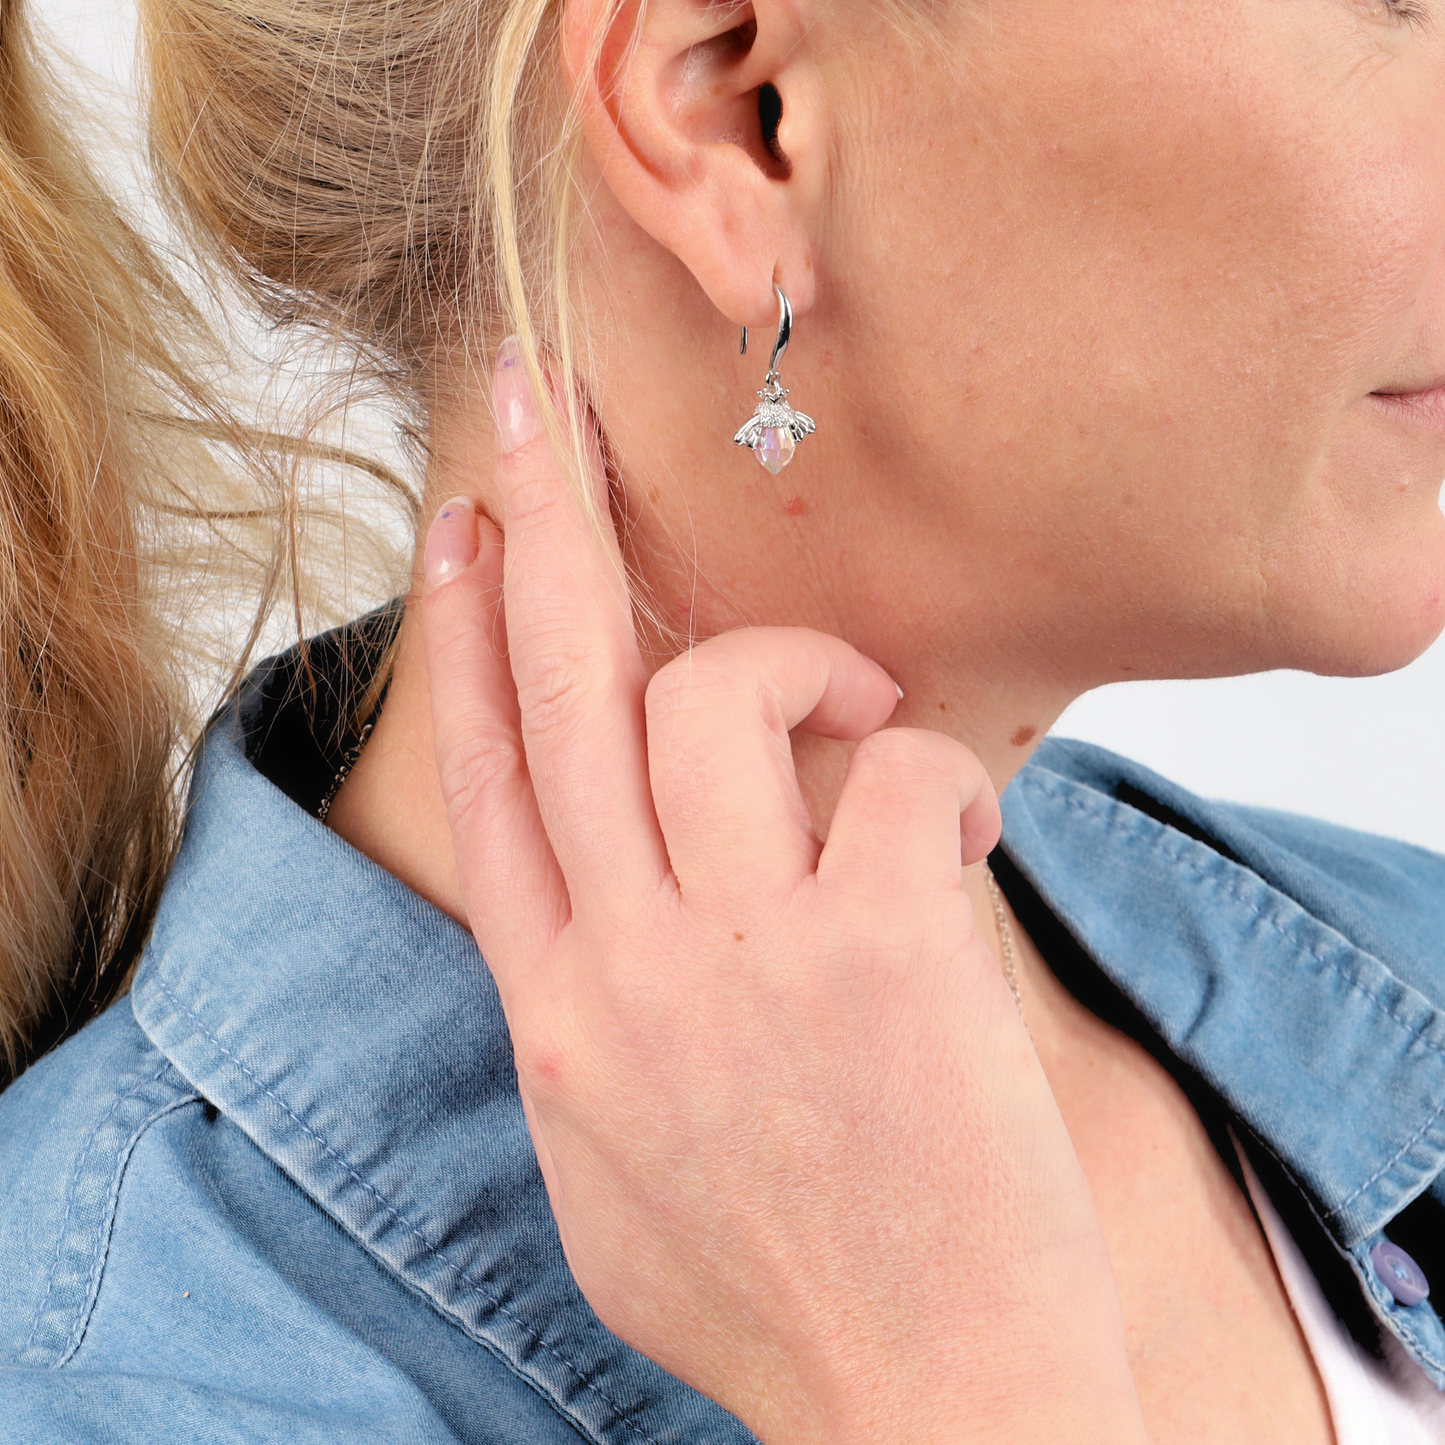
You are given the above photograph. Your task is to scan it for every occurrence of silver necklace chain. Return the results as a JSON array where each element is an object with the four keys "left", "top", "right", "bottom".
[
  {"left": 982, "top": 864, "right": 1025, "bottom": 1020},
  {"left": 315, "top": 720, "right": 376, "bottom": 825}
]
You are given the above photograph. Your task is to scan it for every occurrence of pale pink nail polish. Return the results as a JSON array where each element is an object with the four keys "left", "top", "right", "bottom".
[
  {"left": 494, "top": 336, "right": 541, "bottom": 452},
  {"left": 424, "top": 496, "right": 478, "bottom": 592}
]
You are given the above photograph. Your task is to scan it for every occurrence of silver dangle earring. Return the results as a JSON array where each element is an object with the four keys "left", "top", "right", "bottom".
[{"left": 733, "top": 284, "right": 816, "bottom": 473}]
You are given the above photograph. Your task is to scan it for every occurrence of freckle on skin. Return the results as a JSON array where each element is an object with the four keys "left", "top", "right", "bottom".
[
  {"left": 1011, "top": 725, "right": 1037, "bottom": 747},
  {"left": 734, "top": 932, "right": 745, "bottom": 941},
  {"left": 783, "top": 496, "right": 806, "bottom": 516},
  {"left": 938, "top": 702, "right": 946, "bottom": 711}
]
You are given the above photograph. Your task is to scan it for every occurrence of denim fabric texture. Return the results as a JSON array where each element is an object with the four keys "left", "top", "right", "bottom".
[{"left": 3, "top": 631, "right": 1445, "bottom": 1441}]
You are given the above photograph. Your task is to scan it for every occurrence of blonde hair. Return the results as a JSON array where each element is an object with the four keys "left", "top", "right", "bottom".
[
  {"left": 0, "top": 0, "right": 421, "bottom": 1082},
  {"left": 1, "top": 0, "right": 944, "bottom": 1078},
  {"left": 0, "top": 0, "right": 218, "bottom": 1079},
  {"left": 4, "top": 0, "right": 798, "bottom": 1078},
  {"left": 140, "top": 0, "right": 602, "bottom": 516},
  {"left": 0, "top": 0, "right": 610, "bottom": 1076},
  {"left": 0, "top": 0, "right": 606, "bottom": 1077}
]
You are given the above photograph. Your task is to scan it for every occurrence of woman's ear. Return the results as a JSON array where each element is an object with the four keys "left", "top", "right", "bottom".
[{"left": 561, "top": 0, "right": 823, "bottom": 326}]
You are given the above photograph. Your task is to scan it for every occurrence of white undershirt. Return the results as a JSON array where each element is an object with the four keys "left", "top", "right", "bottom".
[{"left": 1239, "top": 1153, "right": 1445, "bottom": 1443}]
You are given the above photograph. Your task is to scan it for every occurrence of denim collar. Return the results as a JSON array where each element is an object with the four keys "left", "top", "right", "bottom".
[
  {"left": 133, "top": 699, "right": 753, "bottom": 1445},
  {"left": 130, "top": 646, "right": 1445, "bottom": 1413},
  {"left": 1004, "top": 742, "right": 1445, "bottom": 1379}
]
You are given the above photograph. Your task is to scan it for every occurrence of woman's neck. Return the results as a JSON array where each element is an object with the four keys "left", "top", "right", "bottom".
[{"left": 327, "top": 474, "right": 1080, "bottom": 927}]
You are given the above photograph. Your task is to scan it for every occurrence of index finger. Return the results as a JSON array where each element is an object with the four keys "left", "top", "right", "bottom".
[{"left": 492, "top": 337, "right": 670, "bottom": 912}]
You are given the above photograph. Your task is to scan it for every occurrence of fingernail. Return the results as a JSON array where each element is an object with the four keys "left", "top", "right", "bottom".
[
  {"left": 424, "top": 495, "right": 478, "bottom": 592},
  {"left": 494, "top": 335, "right": 541, "bottom": 452},
  {"left": 894, "top": 681, "right": 906, "bottom": 700}
]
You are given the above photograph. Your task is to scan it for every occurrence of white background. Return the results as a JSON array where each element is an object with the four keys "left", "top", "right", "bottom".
[{"left": 41, "top": 0, "right": 1445, "bottom": 852}]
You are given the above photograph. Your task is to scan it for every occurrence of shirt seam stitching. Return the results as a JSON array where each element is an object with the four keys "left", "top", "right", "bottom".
[
  {"left": 1023, "top": 774, "right": 1445, "bottom": 1371},
  {"left": 18, "top": 1059, "right": 175, "bottom": 1360},
  {"left": 1021, "top": 775, "right": 1445, "bottom": 1060},
  {"left": 144, "top": 976, "right": 660, "bottom": 1445},
  {"left": 1021, "top": 774, "right": 1445, "bottom": 1228},
  {"left": 1325, "top": 1099, "right": 1445, "bottom": 1221},
  {"left": 55, "top": 1093, "right": 202, "bottom": 1368}
]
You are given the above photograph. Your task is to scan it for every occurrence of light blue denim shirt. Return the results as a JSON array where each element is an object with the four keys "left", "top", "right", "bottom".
[{"left": 4, "top": 631, "right": 1445, "bottom": 1442}]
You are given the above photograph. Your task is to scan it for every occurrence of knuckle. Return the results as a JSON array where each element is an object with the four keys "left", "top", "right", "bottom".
[
  {"left": 645, "top": 653, "right": 736, "bottom": 727},
  {"left": 511, "top": 1021, "right": 581, "bottom": 1110},
  {"left": 515, "top": 645, "right": 599, "bottom": 737},
  {"left": 852, "top": 727, "right": 989, "bottom": 798},
  {"left": 852, "top": 726, "right": 946, "bottom": 774},
  {"left": 495, "top": 453, "right": 566, "bottom": 515},
  {"left": 512, "top": 1034, "right": 567, "bottom": 1098},
  {"left": 435, "top": 723, "right": 526, "bottom": 824},
  {"left": 646, "top": 640, "right": 782, "bottom": 720},
  {"left": 642, "top": 660, "right": 685, "bottom": 720}
]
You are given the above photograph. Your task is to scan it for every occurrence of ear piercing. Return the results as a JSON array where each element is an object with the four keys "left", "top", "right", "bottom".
[{"left": 733, "top": 285, "right": 815, "bottom": 473}]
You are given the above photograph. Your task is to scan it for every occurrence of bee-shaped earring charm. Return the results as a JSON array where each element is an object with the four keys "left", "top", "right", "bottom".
[{"left": 733, "top": 285, "right": 815, "bottom": 473}]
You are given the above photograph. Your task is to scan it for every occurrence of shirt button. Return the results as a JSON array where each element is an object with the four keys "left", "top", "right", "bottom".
[{"left": 1371, "top": 1239, "right": 1430, "bottom": 1307}]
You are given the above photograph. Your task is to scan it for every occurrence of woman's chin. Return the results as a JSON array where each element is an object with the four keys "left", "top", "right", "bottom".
[
  {"left": 1305, "top": 620, "right": 1445, "bottom": 681},
  {"left": 1273, "top": 522, "right": 1445, "bottom": 680},
  {"left": 1283, "top": 422, "right": 1445, "bottom": 677}
]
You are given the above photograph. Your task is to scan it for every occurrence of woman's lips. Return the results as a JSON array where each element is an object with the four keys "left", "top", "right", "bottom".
[{"left": 1368, "top": 384, "right": 1445, "bottom": 435}]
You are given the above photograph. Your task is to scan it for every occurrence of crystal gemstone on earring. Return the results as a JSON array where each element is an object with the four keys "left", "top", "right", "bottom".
[
  {"left": 734, "top": 378, "right": 816, "bottom": 473},
  {"left": 754, "top": 427, "right": 795, "bottom": 474}
]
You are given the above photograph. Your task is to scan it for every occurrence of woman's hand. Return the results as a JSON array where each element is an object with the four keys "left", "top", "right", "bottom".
[{"left": 418, "top": 350, "right": 1147, "bottom": 1445}]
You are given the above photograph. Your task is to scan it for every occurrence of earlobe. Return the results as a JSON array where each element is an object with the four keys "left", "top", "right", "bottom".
[{"left": 561, "top": 0, "right": 820, "bottom": 326}]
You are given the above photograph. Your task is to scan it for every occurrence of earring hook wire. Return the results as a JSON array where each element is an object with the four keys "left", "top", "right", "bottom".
[{"left": 739, "top": 285, "right": 792, "bottom": 375}]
